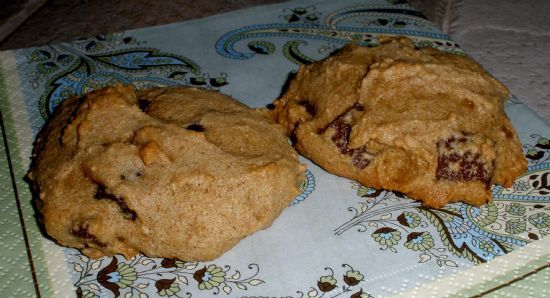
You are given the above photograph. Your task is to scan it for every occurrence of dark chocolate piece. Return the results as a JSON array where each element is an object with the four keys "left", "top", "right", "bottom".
[
  {"left": 298, "top": 100, "right": 316, "bottom": 117},
  {"left": 324, "top": 103, "right": 372, "bottom": 169},
  {"left": 186, "top": 123, "right": 205, "bottom": 132},
  {"left": 72, "top": 225, "right": 106, "bottom": 247},
  {"left": 138, "top": 99, "right": 151, "bottom": 112},
  {"left": 436, "top": 133, "right": 492, "bottom": 184},
  {"left": 95, "top": 184, "right": 137, "bottom": 220}
]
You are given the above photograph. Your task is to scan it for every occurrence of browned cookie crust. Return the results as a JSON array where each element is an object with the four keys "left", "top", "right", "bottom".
[
  {"left": 271, "top": 36, "right": 527, "bottom": 208},
  {"left": 29, "top": 85, "right": 305, "bottom": 261}
]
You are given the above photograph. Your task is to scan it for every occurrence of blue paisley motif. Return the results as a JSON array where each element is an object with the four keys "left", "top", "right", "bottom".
[
  {"left": 91, "top": 48, "right": 199, "bottom": 71},
  {"left": 215, "top": 23, "right": 448, "bottom": 60},
  {"left": 339, "top": 138, "right": 549, "bottom": 265},
  {"left": 28, "top": 35, "right": 206, "bottom": 120},
  {"left": 291, "top": 169, "right": 315, "bottom": 206},
  {"left": 215, "top": 4, "right": 452, "bottom": 61}
]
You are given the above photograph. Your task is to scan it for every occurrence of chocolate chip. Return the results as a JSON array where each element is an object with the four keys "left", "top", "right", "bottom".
[
  {"left": 442, "top": 135, "right": 468, "bottom": 150},
  {"left": 351, "top": 148, "right": 371, "bottom": 169},
  {"left": 72, "top": 226, "right": 106, "bottom": 247},
  {"left": 186, "top": 123, "right": 204, "bottom": 132},
  {"left": 72, "top": 226, "right": 96, "bottom": 240},
  {"left": 436, "top": 134, "right": 492, "bottom": 184},
  {"left": 351, "top": 103, "right": 365, "bottom": 111},
  {"left": 138, "top": 99, "right": 151, "bottom": 112},
  {"left": 298, "top": 100, "right": 316, "bottom": 117},
  {"left": 324, "top": 103, "right": 371, "bottom": 169},
  {"left": 266, "top": 103, "right": 276, "bottom": 110},
  {"left": 95, "top": 185, "right": 137, "bottom": 220},
  {"left": 437, "top": 152, "right": 490, "bottom": 183},
  {"left": 329, "top": 118, "right": 352, "bottom": 153}
]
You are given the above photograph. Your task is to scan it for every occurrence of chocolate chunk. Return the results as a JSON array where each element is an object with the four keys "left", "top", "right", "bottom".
[
  {"left": 436, "top": 134, "right": 492, "bottom": 184},
  {"left": 72, "top": 226, "right": 106, "bottom": 247},
  {"left": 265, "top": 103, "right": 276, "bottom": 110},
  {"left": 324, "top": 103, "right": 371, "bottom": 169},
  {"left": 138, "top": 99, "right": 151, "bottom": 112},
  {"left": 351, "top": 148, "right": 371, "bottom": 169},
  {"left": 95, "top": 185, "right": 137, "bottom": 220},
  {"left": 329, "top": 117, "right": 352, "bottom": 153},
  {"left": 298, "top": 100, "right": 316, "bottom": 117},
  {"left": 351, "top": 103, "right": 365, "bottom": 111},
  {"left": 437, "top": 152, "right": 491, "bottom": 183},
  {"left": 442, "top": 135, "right": 467, "bottom": 150},
  {"left": 186, "top": 123, "right": 205, "bottom": 132}
]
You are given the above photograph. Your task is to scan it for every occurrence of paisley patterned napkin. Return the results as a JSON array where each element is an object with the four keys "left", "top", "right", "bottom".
[{"left": 0, "top": 0, "right": 548, "bottom": 297}]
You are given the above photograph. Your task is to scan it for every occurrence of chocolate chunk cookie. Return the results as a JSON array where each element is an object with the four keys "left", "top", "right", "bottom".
[
  {"left": 270, "top": 36, "right": 526, "bottom": 208},
  {"left": 29, "top": 85, "right": 305, "bottom": 261}
]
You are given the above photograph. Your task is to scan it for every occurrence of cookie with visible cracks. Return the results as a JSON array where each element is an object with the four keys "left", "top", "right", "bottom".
[
  {"left": 270, "top": 36, "right": 526, "bottom": 208},
  {"left": 28, "top": 85, "right": 305, "bottom": 261}
]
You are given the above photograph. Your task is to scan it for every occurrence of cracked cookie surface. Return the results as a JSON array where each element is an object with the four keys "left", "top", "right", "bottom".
[
  {"left": 29, "top": 85, "right": 305, "bottom": 261},
  {"left": 270, "top": 37, "right": 526, "bottom": 208}
]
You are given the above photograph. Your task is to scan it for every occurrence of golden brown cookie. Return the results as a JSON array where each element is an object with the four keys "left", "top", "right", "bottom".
[
  {"left": 270, "top": 36, "right": 527, "bottom": 208},
  {"left": 29, "top": 85, "right": 305, "bottom": 261}
]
